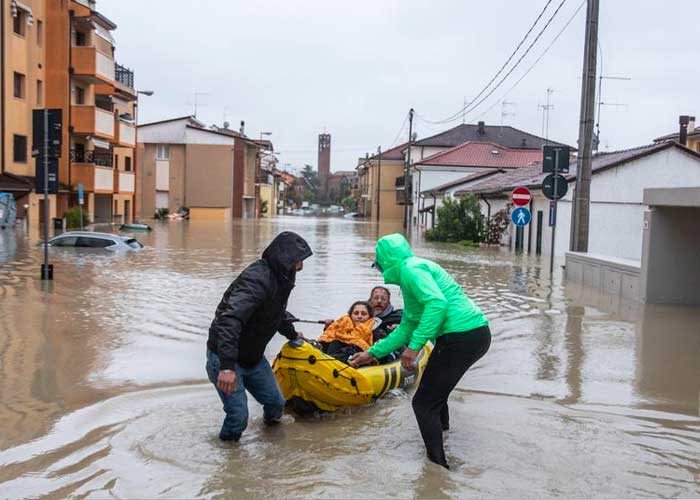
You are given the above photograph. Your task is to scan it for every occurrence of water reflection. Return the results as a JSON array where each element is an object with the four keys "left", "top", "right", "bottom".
[{"left": 0, "top": 217, "right": 698, "bottom": 498}]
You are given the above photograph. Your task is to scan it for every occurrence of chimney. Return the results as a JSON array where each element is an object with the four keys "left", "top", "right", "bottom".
[
  {"left": 678, "top": 115, "right": 694, "bottom": 146},
  {"left": 477, "top": 121, "right": 485, "bottom": 135},
  {"left": 239, "top": 120, "right": 246, "bottom": 136}
]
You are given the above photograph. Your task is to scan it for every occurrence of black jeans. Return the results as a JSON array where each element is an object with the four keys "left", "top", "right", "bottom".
[
  {"left": 322, "top": 340, "right": 363, "bottom": 364},
  {"left": 412, "top": 325, "right": 491, "bottom": 468}
]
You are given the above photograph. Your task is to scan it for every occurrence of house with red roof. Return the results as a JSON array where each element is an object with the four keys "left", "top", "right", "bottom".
[{"left": 414, "top": 141, "right": 544, "bottom": 229}]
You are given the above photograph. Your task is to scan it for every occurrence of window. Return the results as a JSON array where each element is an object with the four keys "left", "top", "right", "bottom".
[
  {"left": 114, "top": 154, "right": 119, "bottom": 169},
  {"left": 125, "top": 157, "right": 132, "bottom": 172},
  {"left": 51, "top": 236, "right": 78, "bottom": 247},
  {"left": 76, "top": 237, "right": 115, "bottom": 248},
  {"left": 156, "top": 145, "right": 170, "bottom": 160},
  {"left": 75, "top": 86, "right": 85, "bottom": 105},
  {"left": 125, "top": 238, "right": 143, "bottom": 249},
  {"left": 13, "top": 11, "right": 26, "bottom": 36},
  {"left": 36, "top": 80, "right": 43, "bottom": 106},
  {"left": 13, "top": 135, "right": 27, "bottom": 163},
  {"left": 13, "top": 72, "right": 25, "bottom": 99},
  {"left": 75, "top": 30, "right": 87, "bottom": 46},
  {"left": 36, "top": 20, "right": 43, "bottom": 46}
]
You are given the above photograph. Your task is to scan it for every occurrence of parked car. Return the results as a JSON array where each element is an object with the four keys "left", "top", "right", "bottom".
[{"left": 47, "top": 231, "right": 143, "bottom": 251}]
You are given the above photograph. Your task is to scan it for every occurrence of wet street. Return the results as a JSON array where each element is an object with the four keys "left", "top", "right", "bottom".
[{"left": 0, "top": 217, "right": 699, "bottom": 499}]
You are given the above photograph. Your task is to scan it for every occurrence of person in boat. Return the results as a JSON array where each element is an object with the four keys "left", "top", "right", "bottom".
[
  {"left": 368, "top": 286, "right": 404, "bottom": 363},
  {"left": 317, "top": 301, "right": 375, "bottom": 364},
  {"left": 350, "top": 233, "right": 491, "bottom": 470},
  {"left": 206, "top": 231, "right": 312, "bottom": 442}
]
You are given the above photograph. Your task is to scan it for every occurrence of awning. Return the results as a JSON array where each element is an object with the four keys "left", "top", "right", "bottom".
[
  {"left": 10, "top": 0, "right": 34, "bottom": 26},
  {"left": 90, "top": 137, "right": 111, "bottom": 150},
  {"left": 0, "top": 173, "right": 33, "bottom": 194}
]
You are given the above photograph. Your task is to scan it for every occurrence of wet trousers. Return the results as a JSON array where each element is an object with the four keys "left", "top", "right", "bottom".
[
  {"left": 206, "top": 350, "right": 285, "bottom": 441},
  {"left": 321, "top": 340, "right": 363, "bottom": 364},
  {"left": 412, "top": 325, "right": 491, "bottom": 468}
]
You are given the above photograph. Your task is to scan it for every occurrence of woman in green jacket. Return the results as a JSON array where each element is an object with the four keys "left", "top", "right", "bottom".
[{"left": 350, "top": 233, "right": 491, "bottom": 469}]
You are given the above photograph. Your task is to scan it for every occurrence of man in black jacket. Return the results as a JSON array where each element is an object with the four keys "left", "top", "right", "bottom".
[{"left": 206, "top": 231, "right": 312, "bottom": 442}]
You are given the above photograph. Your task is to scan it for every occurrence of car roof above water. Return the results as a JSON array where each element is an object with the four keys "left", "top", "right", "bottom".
[{"left": 52, "top": 231, "right": 128, "bottom": 241}]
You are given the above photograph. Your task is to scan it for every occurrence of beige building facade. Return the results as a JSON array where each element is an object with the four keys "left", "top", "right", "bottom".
[
  {"left": 137, "top": 116, "right": 263, "bottom": 220},
  {"left": 355, "top": 143, "right": 407, "bottom": 221}
]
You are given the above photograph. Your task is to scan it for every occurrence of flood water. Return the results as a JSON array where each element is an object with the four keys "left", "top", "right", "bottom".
[{"left": 0, "top": 217, "right": 699, "bottom": 498}]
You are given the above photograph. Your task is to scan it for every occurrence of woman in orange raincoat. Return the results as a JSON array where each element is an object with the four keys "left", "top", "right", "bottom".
[{"left": 318, "top": 301, "right": 374, "bottom": 364}]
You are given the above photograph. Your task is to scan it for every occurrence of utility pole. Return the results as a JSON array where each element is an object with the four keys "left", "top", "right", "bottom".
[
  {"left": 570, "top": 0, "right": 599, "bottom": 253},
  {"left": 538, "top": 88, "right": 555, "bottom": 141},
  {"left": 376, "top": 146, "right": 382, "bottom": 222},
  {"left": 403, "top": 108, "right": 414, "bottom": 230}
]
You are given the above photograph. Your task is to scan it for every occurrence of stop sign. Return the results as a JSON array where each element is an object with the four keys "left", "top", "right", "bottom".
[{"left": 511, "top": 186, "right": 532, "bottom": 206}]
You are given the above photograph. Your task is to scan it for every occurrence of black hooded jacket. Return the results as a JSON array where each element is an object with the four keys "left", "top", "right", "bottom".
[{"left": 207, "top": 232, "right": 313, "bottom": 369}]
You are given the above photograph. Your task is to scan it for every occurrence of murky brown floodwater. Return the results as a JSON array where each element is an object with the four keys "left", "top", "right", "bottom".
[{"left": 0, "top": 217, "right": 699, "bottom": 498}]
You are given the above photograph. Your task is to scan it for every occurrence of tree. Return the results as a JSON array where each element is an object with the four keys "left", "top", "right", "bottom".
[
  {"left": 425, "top": 195, "right": 483, "bottom": 243},
  {"left": 300, "top": 164, "right": 319, "bottom": 202}
]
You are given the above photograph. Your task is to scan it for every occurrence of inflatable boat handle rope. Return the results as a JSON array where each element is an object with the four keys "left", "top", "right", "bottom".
[{"left": 276, "top": 350, "right": 360, "bottom": 393}]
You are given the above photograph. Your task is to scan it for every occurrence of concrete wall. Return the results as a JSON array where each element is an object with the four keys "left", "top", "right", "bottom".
[
  {"left": 641, "top": 207, "right": 700, "bottom": 305},
  {"left": 185, "top": 144, "right": 233, "bottom": 208},
  {"left": 565, "top": 251, "right": 641, "bottom": 301}
]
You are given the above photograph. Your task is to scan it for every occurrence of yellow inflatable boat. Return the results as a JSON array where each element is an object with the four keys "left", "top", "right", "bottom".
[{"left": 272, "top": 339, "right": 432, "bottom": 414}]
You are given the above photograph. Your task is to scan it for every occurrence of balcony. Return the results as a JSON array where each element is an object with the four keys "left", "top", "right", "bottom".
[
  {"left": 115, "top": 170, "right": 135, "bottom": 193},
  {"left": 115, "top": 119, "right": 136, "bottom": 147},
  {"left": 71, "top": 106, "right": 115, "bottom": 140},
  {"left": 71, "top": 46, "right": 115, "bottom": 85},
  {"left": 70, "top": 0, "right": 92, "bottom": 17},
  {"left": 70, "top": 152, "right": 114, "bottom": 194},
  {"left": 70, "top": 149, "right": 113, "bottom": 167}
]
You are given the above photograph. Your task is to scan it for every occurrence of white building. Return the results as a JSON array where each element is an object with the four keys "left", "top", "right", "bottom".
[
  {"left": 453, "top": 141, "right": 700, "bottom": 262},
  {"left": 405, "top": 121, "right": 567, "bottom": 225}
]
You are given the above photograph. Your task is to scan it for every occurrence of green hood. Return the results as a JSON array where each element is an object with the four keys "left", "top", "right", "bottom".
[{"left": 375, "top": 233, "right": 414, "bottom": 285}]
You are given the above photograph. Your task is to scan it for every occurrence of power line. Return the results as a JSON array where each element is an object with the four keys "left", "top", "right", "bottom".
[
  {"left": 443, "top": 0, "right": 571, "bottom": 124},
  {"left": 417, "top": 0, "right": 557, "bottom": 125},
  {"left": 388, "top": 111, "right": 410, "bottom": 149},
  {"left": 473, "top": 0, "right": 586, "bottom": 121}
]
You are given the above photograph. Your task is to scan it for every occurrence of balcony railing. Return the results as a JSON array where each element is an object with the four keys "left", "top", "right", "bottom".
[
  {"left": 71, "top": 149, "right": 113, "bottom": 168},
  {"left": 115, "top": 63, "right": 134, "bottom": 89}
]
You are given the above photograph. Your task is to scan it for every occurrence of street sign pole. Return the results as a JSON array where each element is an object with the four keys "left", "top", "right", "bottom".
[
  {"left": 78, "top": 183, "right": 84, "bottom": 230},
  {"left": 549, "top": 150, "right": 560, "bottom": 277},
  {"left": 41, "top": 109, "right": 53, "bottom": 281}
]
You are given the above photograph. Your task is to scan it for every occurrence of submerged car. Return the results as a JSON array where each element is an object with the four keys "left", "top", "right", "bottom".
[{"left": 47, "top": 231, "right": 143, "bottom": 251}]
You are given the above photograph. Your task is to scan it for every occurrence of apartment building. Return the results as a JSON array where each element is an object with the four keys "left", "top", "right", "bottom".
[
  {"left": 137, "top": 117, "right": 264, "bottom": 220},
  {"left": 0, "top": 0, "right": 138, "bottom": 228}
]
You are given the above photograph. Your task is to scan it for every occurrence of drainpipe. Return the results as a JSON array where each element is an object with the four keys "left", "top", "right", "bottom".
[
  {"left": 68, "top": 10, "right": 73, "bottom": 189},
  {"left": 1, "top": 0, "right": 5, "bottom": 174},
  {"left": 481, "top": 195, "right": 491, "bottom": 246}
]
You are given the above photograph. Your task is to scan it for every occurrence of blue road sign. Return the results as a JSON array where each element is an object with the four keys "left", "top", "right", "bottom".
[
  {"left": 511, "top": 207, "right": 531, "bottom": 226},
  {"left": 78, "top": 183, "right": 84, "bottom": 205}
]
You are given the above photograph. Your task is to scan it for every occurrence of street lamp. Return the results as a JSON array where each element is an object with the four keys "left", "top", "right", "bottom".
[{"left": 259, "top": 131, "right": 272, "bottom": 140}]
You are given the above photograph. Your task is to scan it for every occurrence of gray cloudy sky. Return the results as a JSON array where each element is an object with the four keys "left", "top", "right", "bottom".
[{"left": 102, "top": 0, "right": 700, "bottom": 173}]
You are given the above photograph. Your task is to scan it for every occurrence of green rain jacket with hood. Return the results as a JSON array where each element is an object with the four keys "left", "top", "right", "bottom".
[{"left": 367, "top": 233, "right": 488, "bottom": 360}]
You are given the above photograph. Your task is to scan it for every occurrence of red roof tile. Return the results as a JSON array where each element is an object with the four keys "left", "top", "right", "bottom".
[{"left": 416, "top": 142, "right": 543, "bottom": 169}]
